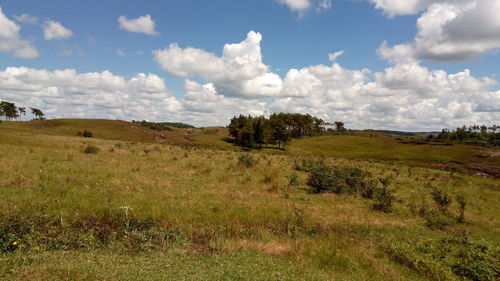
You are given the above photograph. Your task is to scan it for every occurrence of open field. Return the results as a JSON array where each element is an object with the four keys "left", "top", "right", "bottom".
[{"left": 0, "top": 119, "right": 499, "bottom": 280}]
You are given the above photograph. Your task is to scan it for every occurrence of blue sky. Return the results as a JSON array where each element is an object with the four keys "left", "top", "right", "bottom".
[{"left": 0, "top": 0, "right": 499, "bottom": 130}]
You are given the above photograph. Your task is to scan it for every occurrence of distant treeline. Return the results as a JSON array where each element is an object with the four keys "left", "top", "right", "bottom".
[
  {"left": 159, "top": 122, "right": 196, "bottom": 129},
  {"left": 430, "top": 125, "right": 499, "bottom": 146},
  {"left": 228, "top": 113, "right": 348, "bottom": 149},
  {"left": 133, "top": 120, "right": 195, "bottom": 131},
  {"left": 0, "top": 100, "right": 45, "bottom": 121}
]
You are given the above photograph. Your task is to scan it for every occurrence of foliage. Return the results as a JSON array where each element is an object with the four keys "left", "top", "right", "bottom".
[
  {"left": 134, "top": 120, "right": 173, "bottom": 131},
  {"left": 386, "top": 235, "right": 500, "bottom": 281},
  {"left": 372, "top": 186, "right": 395, "bottom": 213},
  {"left": 83, "top": 145, "right": 100, "bottom": 154},
  {"left": 228, "top": 113, "right": 331, "bottom": 149},
  {"left": 159, "top": 122, "right": 195, "bottom": 129},
  {"left": 0, "top": 101, "right": 19, "bottom": 121},
  {"left": 30, "top": 107, "right": 45, "bottom": 120},
  {"left": 434, "top": 125, "right": 500, "bottom": 146},
  {"left": 307, "top": 165, "right": 374, "bottom": 195},
  {"left": 431, "top": 187, "right": 452, "bottom": 212}
]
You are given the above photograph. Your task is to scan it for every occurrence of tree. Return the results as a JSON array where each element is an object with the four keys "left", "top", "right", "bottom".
[
  {"left": 18, "top": 107, "right": 26, "bottom": 121},
  {"left": 334, "top": 121, "right": 346, "bottom": 134},
  {"left": 253, "top": 117, "right": 265, "bottom": 149},
  {"left": 0, "top": 101, "right": 18, "bottom": 121},
  {"left": 30, "top": 107, "right": 45, "bottom": 120}
]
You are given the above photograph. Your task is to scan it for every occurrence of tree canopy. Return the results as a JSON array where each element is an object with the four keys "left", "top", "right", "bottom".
[{"left": 228, "top": 113, "right": 343, "bottom": 150}]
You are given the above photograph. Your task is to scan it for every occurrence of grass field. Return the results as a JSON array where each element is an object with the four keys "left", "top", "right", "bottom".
[{"left": 0, "top": 119, "right": 498, "bottom": 280}]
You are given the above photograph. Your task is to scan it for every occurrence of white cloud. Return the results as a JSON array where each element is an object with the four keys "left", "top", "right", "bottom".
[
  {"left": 328, "top": 50, "right": 344, "bottom": 62},
  {"left": 116, "top": 49, "right": 126, "bottom": 56},
  {"left": 0, "top": 8, "right": 39, "bottom": 59},
  {"left": 118, "top": 15, "right": 159, "bottom": 36},
  {"left": 150, "top": 30, "right": 500, "bottom": 129},
  {"left": 0, "top": 67, "right": 179, "bottom": 121},
  {"left": 13, "top": 14, "right": 38, "bottom": 24},
  {"left": 373, "top": 1, "right": 500, "bottom": 62},
  {"left": 153, "top": 31, "right": 283, "bottom": 98},
  {"left": 1, "top": 29, "right": 499, "bottom": 130},
  {"left": 276, "top": 0, "right": 311, "bottom": 12},
  {"left": 43, "top": 20, "right": 73, "bottom": 40}
]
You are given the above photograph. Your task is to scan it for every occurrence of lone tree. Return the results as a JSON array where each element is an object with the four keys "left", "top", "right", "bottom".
[{"left": 30, "top": 107, "right": 45, "bottom": 120}]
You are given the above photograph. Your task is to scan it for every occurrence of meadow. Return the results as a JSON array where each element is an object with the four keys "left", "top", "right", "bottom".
[{"left": 0, "top": 119, "right": 498, "bottom": 281}]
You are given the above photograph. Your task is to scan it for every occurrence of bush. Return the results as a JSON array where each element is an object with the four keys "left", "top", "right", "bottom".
[
  {"left": 424, "top": 210, "right": 455, "bottom": 230},
  {"left": 307, "top": 166, "right": 374, "bottom": 195},
  {"left": 431, "top": 187, "right": 452, "bottom": 212},
  {"left": 372, "top": 187, "right": 395, "bottom": 213},
  {"left": 84, "top": 145, "right": 100, "bottom": 154},
  {"left": 238, "top": 153, "right": 257, "bottom": 168},
  {"left": 78, "top": 130, "right": 93, "bottom": 137}
]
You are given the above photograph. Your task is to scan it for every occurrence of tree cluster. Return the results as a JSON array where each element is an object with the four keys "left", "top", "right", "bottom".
[
  {"left": 0, "top": 100, "right": 44, "bottom": 121},
  {"left": 228, "top": 113, "right": 342, "bottom": 149},
  {"left": 432, "top": 124, "right": 499, "bottom": 146}
]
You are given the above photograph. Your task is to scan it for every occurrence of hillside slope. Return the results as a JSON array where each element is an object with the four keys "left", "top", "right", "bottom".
[
  {"left": 0, "top": 123, "right": 498, "bottom": 281},
  {"left": 0, "top": 119, "right": 193, "bottom": 145}
]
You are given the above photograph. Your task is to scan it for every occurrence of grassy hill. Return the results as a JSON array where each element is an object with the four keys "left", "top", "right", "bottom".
[
  {"left": 0, "top": 119, "right": 499, "bottom": 280},
  {"left": 0, "top": 119, "right": 194, "bottom": 145}
]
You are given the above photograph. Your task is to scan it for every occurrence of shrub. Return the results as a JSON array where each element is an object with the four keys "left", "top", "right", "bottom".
[
  {"left": 431, "top": 187, "right": 452, "bottom": 212},
  {"left": 238, "top": 153, "right": 257, "bottom": 168},
  {"left": 82, "top": 130, "right": 93, "bottom": 137},
  {"left": 424, "top": 210, "right": 455, "bottom": 230},
  {"left": 372, "top": 187, "right": 395, "bottom": 213},
  {"left": 78, "top": 130, "right": 93, "bottom": 137},
  {"left": 456, "top": 195, "right": 467, "bottom": 223},
  {"left": 307, "top": 166, "right": 374, "bottom": 195},
  {"left": 84, "top": 145, "right": 100, "bottom": 154}
]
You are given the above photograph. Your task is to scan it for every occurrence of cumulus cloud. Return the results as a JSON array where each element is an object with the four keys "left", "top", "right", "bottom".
[
  {"left": 150, "top": 30, "right": 500, "bottom": 129},
  {"left": 118, "top": 15, "right": 159, "bottom": 36},
  {"left": 0, "top": 67, "right": 179, "bottom": 121},
  {"left": 43, "top": 20, "right": 73, "bottom": 40},
  {"left": 373, "top": 0, "right": 500, "bottom": 62},
  {"left": 276, "top": 0, "right": 311, "bottom": 12},
  {"left": 1, "top": 29, "right": 499, "bottom": 130},
  {"left": 153, "top": 31, "right": 283, "bottom": 98},
  {"left": 13, "top": 13, "right": 38, "bottom": 24},
  {"left": 0, "top": 8, "right": 39, "bottom": 58}
]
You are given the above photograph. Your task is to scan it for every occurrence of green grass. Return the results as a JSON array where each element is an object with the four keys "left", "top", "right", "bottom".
[{"left": 0, "top": 119, "right": 499, "bottom": 280}]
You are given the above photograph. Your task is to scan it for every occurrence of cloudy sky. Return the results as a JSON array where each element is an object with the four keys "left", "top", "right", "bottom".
[{"left": 0, "top": 0, "right": 499, "bottom": 130}]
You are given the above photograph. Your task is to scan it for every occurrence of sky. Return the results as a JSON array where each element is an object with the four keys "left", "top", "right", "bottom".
[{"left": 0, "top": 0, "right": 499, "bottom": 131}]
